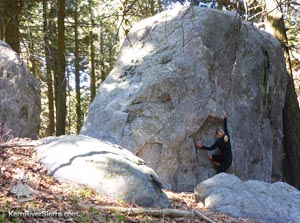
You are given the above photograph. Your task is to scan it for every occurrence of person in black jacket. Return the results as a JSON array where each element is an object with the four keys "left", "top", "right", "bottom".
[{"left": 195, "top": 112, "right": 232, "bottom": 173}]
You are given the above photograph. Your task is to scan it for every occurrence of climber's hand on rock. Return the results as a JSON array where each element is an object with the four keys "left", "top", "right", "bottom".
[{"left": 195, "top": 141, "right": 202, "bottom": 149}]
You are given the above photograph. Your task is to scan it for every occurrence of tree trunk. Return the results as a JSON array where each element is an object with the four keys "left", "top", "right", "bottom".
[
  {"left": 265, "top": 0, "right": 300, "bottom": 188},
  {"left": 0, "top": 1, "right": 4, "bottom": 39},
  {"left": 43, "top": 0, "right": 55, "bottom": 136},
  {"left": 74, "top": 0, "right": 81, "bottom": 134},
  {"left": 3, "top": 0, "right": 20, "bottom": 53},
  {"left": 56, "top": 0, "right": 66, "bottom": 136},
  {"left": 150, "top": 0, "right": 155, "bottom": 16},
  {"left": 158, "top": 0, "right": 163, "bottom": 12},
  {"left": 109, "top": 36, "right": 114, "bottom": 72},
  {"left": 66, "top": 65, "right": 71, "bottom": 134},
  {"left": 217, "top": 0, "right": 223, "bottom": 10},
  {"left": 99, "top": 19, "right": 105, "bottom": 85},
  {"left": 88, "top": 0, "right": 96, "bottom": 102},
  {"left": 52, "top": 45, "right": 59, "bottom": 132},
  {"left": 28, "top": 31, "right": 36, "bottom": 74}
]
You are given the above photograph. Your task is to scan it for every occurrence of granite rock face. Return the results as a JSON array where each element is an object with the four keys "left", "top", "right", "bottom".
[
  {"left": 35, "top": 135, "right": 170, "bottom": 208},
  {"left": 0, "top": 41, "right": 40, "bottom": 138},
  {"left": 194, "top": 173, "right": 300, "bottom": 223},
  {"left": 81, "top": 8, "right": 287, "bottom": 191}
]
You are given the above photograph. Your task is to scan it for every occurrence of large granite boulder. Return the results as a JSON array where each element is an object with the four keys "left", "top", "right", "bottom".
[
  {"left": 0, "top": 41, "right": 40, "bottom": 138},
  {"left": 194, "top": 173, "right": 300, "bottom": 223},
  {"left": 81, "top": 7, "right": 287, "bottom": 191},
  {"left": 35, "top": 135, "right": 170, "bottom": 208}
]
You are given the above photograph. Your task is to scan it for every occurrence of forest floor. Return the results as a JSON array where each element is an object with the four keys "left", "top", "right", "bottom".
[{"left": 0, "top": 139, "right": 259, "bottom": 223}]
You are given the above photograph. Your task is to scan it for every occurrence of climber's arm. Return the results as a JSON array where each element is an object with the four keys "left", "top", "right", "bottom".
[
  {"left": 201, "top": 140, "right": 220, "bottom": 151},
  {"left": 224, "top": 112, "right": 229, "bottom": 136}
]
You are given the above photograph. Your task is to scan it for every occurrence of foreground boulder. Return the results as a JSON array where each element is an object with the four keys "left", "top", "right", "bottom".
[
  {"left": 81, "top": 7, "right": 287, "bottom": 191},
  {"left": 194, "top": 173, "right": 300, "bottom": 223},
  {"left": 0, "top": 41, "right": 40, "bottom": 138},
  {"left": 35, "top": 135, "right": 170, "bottom": 208}
]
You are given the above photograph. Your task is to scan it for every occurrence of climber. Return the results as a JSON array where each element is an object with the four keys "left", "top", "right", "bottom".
[{"left": 195, "top": 112, "right": 232, "bottom": 173}]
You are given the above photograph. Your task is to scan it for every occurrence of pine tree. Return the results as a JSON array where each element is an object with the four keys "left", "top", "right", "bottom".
[
  {"left": 264, "top": 0, "right": 300, "bottom": 189},
  {"left": 56, "top": 0, "right": 67, "bottom": 136},
  {"left": 43, "top": 0, "right": 55, "bottom": 136}
]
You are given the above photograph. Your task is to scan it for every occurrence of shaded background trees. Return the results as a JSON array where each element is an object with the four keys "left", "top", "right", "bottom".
[{"left": 0, "top": 0, "right": 20, "bottom": 52}]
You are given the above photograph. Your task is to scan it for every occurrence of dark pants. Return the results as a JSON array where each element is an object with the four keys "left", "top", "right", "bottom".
[{"left": 212, "top": 154, "right": 232, "bottom": 173}]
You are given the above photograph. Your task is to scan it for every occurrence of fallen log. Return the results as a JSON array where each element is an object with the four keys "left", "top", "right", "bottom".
[
  {"left": 194, "top": 209, "right": 217, "bottom": 223},
  {"left": 92, "top": 205, "right": 216, "bottom": 223},
  {"left": 0, "top": 144, "right": 34, "bottom": 149}
]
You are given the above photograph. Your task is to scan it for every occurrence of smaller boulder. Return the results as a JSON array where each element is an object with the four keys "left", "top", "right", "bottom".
[
  {"left": 0, "top": 41, "right": 40, "bottom": 138},
  {"left": 194, "top": 173, "right": 300, "bottom": 223},
  {"left": 35, "top": 135, "right": 170, "bottom": 208}
]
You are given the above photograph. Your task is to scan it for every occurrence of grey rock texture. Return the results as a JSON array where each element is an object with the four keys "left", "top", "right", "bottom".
[
  {"left": 0, "top": 41, "right": 40, "bottom": 138},
  {"left": 194, "top": 173, "right": 300, "bottom": 223},
  {"left": 35, "top": 135, "right": 170, "bottom": 208},
  {"left": 81, "top": 8, "right": 287, "bottom": 191}
]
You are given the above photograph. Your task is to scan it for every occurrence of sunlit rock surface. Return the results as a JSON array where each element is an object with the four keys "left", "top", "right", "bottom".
[
  {"left": 0, "top": 41, "right": 40, "bottom": 138},
  {"left": 35, "top": 135, "right": 170, "bottom": 208},
  {"left": 81, "top": 8, "right": 287, "bottom": 191},
  {"left": 194, "top": 173, "right": 300, "bottom": 223}
]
